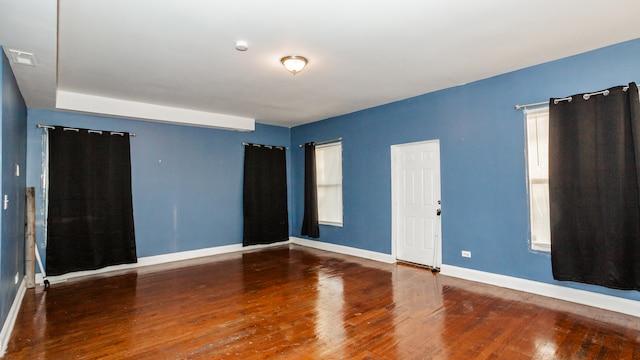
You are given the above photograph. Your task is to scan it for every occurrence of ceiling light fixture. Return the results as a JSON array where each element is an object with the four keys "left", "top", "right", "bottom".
[{"left": 280, "top": 55, "right": 307, "bottom": 75}]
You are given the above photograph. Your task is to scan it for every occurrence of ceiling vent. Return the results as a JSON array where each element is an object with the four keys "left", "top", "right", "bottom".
[{"left": 7, "top": 49, "right": 37, "bottom": 66}]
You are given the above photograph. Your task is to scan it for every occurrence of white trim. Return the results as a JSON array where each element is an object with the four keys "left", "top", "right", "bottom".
[
  {"left": 34, "top": 238, "right": 396, "bottom": 285},
  {"left": 290, "top": 236, "right": 396, "bottom": 264},
  {"left": 17, "top": 239, "right": 639, "bottom": 339},
  {"left": 0, "top": 277, "right": 26, "bottom": 357},
  {"left": 36, "top": 240, "right": 291, "bottom": 285},
  {"left": 56, "top": 91, "right": 255, "bottom": 131},
  {"left": 440, "top": 264, "right": 640, "bottom": 318},
  {"left": 318, "top": 221, "right": 343, "bottom": 227}
]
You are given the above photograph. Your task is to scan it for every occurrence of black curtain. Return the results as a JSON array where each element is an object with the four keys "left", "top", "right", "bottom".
[
  {"left": 301, "top": 143, "right": 320, "bottom": 238},
  {"left": 549, "top": 82, "right": 640, "bottom": 290},
  {"left": 243, "top": 144, "right": 289, "bottom": 246},
  {"left": 46, "top": 128, "right": 136, "bottom": 276}
]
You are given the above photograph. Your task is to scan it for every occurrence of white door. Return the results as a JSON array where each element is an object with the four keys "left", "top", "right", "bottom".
[{"left": 392, "top": 140, "right": 442, "bottom": 267}]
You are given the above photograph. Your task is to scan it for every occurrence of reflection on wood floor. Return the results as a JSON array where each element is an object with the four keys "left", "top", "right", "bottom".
[{"left": 5, "top": 244, "right": 640, "bottom": 359}]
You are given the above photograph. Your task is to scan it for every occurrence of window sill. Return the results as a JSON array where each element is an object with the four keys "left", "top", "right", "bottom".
[
  {"left": 531, "top": 244, "right": 550, "bottom": 252},
  {"left": 319, "top": 221, "right": 343, "bottom": 228}
]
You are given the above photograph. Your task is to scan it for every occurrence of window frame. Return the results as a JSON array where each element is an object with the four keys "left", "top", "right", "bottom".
[
  {"left": 524, "top": 107, "right": 551, "bottom": 252},
  {"left": 315, "top": 141, "right": 343, "bottom": 227}
]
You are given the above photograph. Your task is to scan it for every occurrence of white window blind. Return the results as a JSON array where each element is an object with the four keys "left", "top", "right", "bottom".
[
  {"left": 525, "top": 107, "right": 551, "bottom": 251},
  {"left": 316, "top": 142, "right": 343, "bottom": 226}
]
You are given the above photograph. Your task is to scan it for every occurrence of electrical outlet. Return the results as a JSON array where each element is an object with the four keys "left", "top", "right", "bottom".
[
  {"left": 14, "top": 272, "right": 19, "bottom": 284},
  {"left": 461, "top": 250, "right": 471, "bottom": 258},
  {"left": 15, "top": 164, "right": 19, "bottom": 177}
]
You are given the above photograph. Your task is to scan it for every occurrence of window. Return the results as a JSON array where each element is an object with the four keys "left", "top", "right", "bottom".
[
  {"left": 315, "top": 142, "right": 343, "bottom": 226},
  {"left": 525, "top": 107, "right": 551, "bottom": 251}
]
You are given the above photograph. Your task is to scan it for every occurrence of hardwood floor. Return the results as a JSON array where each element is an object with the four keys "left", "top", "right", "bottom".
[{"left": 5, "top": 244, "right": 640, "bottom": 359}]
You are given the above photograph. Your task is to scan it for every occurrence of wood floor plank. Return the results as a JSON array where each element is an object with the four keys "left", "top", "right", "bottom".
[{"left": 4, "top": 244, "right": 640, "bottom": 359}]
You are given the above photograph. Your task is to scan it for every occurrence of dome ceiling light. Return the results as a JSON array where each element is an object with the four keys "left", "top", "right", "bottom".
[{"left": 280, "top": 55, "right": 308, "bottom": 75}]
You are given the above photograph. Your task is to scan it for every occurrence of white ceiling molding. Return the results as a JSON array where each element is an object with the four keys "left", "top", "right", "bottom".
[{"left": 55, "top": 91, "right": 255, "bottom": 131}]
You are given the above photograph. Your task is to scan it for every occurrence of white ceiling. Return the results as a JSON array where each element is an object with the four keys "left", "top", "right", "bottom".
[{"left": 1, "top": 1, "right": 640, "bottom": 129}]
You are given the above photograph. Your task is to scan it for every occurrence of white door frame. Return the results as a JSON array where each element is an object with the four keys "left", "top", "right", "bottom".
[{"left": 391, "top": 139, "right": 442, "bottom": 267}]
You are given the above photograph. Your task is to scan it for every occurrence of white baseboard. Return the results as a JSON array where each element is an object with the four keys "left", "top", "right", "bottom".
[
  {"left": 440, "top": 264, "right": 640, "bottom": 318},
  {"left": 28, "top": 239, "right": 638, "bottom": 319},
  {"left": 290, "top": 236, "right": 396, "bottom": 264},
  {"left": 36, "top": 240, "right": 291, "bottom": 285},
  {"left": 0, "top": 277, "right": 26, "bottom": 357}
]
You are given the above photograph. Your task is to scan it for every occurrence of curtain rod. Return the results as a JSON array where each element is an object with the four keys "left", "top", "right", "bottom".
[
  {"left": 298, "top": 137, "right": 342, "bottom": 148},
  {"left": 515, "top": 86, "right": 630, "bottom": 110},
  {"left": 242, "top": 142, "right": 288, "bottom": 150},
  {"left": 36, "top": 124, "right": 136, "bottom": 137}
]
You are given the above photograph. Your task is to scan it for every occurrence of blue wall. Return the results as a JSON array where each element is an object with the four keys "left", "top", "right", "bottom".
[
  {"left": 26, "top": 110, "right": 291, "bottom": 267},
  {"left": 290, "top": 38, "right": 640, "bottom": 301},
  {"left": 0, "top": 48, "right": 28, "bottom": 331},
  {"left": 16, "top": 38, "right": 640, "bottom": 308}
]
